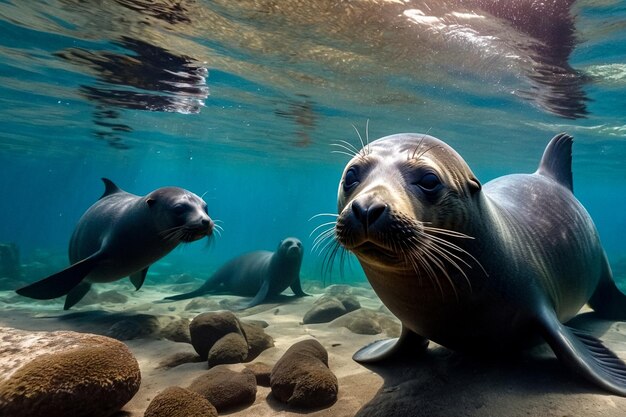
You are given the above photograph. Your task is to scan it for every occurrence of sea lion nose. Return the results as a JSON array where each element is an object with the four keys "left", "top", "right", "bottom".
[{"left": 352, "top": 199, "right": 387, "bottom": 228}]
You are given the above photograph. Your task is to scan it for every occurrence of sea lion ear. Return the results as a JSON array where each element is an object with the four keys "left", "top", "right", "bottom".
[
  {"left": 146, "top": 198, "right": 156, "bottom": 207},
  {"left": 468, "top": 177, "right": 481, "bottom": 194}
]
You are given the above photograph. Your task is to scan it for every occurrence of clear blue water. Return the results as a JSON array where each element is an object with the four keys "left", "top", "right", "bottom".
[{"left": 1, "top": 0, "right": 626, "bottom": 289}]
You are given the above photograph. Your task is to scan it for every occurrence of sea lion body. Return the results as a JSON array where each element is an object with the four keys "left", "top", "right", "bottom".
[
  {"left": 335, "top": 133, "right": 626, "bottom": 395},
  {"left": 17, "top": 178, "right": 214, "bottom": 309},
  {"left": 165, "top": 237, "right": 307, "bottom": 308}
]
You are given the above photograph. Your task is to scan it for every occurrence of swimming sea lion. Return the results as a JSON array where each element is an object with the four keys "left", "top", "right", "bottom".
[
  {"left": 334, "top": 132, "right": 626, "bottom": 395},
  {"left": 16, "top": 178, "right": 214, "bottom": 310},
  {"left": 164, "top": 237, "right": 307, "bottom": 309}
]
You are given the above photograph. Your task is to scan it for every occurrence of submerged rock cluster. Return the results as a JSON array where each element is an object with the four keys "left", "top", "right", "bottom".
[{"left": 189, "top": 311, "right": 274, "bottom": 367}]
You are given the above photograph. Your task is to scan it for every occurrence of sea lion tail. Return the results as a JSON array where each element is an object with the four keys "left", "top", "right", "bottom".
[
  {"left": 15, "top": 254, "right": 99, "bottom": 300},
  {"left": 588, "top": 251, "right": 626, "bottom": 320}
]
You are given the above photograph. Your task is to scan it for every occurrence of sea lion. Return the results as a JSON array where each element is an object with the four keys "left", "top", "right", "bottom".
[
  {"left": 164, "top": 237, "right": 307, "bottom": 309},
  {"left": 334, "top": 132, "right": 626, "bottom": 395},
  {"left": 16, "top": 178, "right": 214, "bottom": 310}
]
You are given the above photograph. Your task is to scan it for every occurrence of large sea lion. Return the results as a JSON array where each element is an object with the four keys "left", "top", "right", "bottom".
[
  {"left": 334, "top": 133, "right": 626, "bottom": 395},
  {"left": 164, "top": 237, "right": 307, "bottom": 309},
  {"left": 17, "top": 178, "right": 214, "bottom": 309}
]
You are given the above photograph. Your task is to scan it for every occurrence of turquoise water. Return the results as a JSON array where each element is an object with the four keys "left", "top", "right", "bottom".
[{"left": 1, "top": 0, "right": 626, "bottom": 290}]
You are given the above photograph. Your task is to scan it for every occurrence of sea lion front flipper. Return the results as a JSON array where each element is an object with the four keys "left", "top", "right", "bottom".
[
  {"left": 537, "top": 308, "right": 626, "bottom": 395},
  {"left": 588, "top": 251, "right": 626, "bottom": 320},
  {"left": 15, "top": 253, "right": 102, "bottom": 300},
  {"left": 352, "top": 326, "right": 429, "bottom": 363},
  {"left": 290, "top": 276, "right": 308, "bottom": 297},
  {"left": 63, "top": 282, "right": 92, "bottom": 310},
  {"left": 130, "top": 267, "right": 149, "bottom": 291}
]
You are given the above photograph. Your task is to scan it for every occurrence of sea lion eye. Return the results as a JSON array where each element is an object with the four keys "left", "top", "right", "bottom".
[
  {"left": 343, "top": 167, "right": 360, "bottom": 191},
  {"left": 417, "top": 173, "right": 442, "bottom": 193},
  {"left": 173, "top": 204, "right": 187, "bottom": 215}
]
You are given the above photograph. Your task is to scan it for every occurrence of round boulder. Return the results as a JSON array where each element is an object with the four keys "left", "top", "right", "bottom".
[
  {"left": 144, "top": 386, "right": 217, "bottom": 417},
  {"left": 188, "top": 365, "right": 257, "bottom": 412},
  {"left": 270, "top": 339, "right": 338, "bottom": 408},
  {"left": 0, "top": 327, "right": 140, "bottom": 417}
]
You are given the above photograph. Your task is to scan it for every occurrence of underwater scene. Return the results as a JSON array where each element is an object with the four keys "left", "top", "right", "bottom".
[{"left": 2, "top": 0, "right": 626, "bottom": 416}]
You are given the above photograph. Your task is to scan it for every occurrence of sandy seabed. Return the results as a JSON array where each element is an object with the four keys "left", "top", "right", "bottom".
[{"left": 1, "top": 278, "right": 626, "bottom": 417}]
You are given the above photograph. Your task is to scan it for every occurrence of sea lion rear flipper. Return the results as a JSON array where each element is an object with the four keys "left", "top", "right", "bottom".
[
  {"left": 588, "top": 251, "right": 626, "bottom": 320},
  {"left": 352, "top": 326, "right": 429, "bottom": 363},
  {"left": 290, "top": 276, "right": 308, "bottom": 297},
  {"left": 537, "top": 307, "right": 626, "bottom": 395},
  {"left": 239, "top": 279, "right": 270, "bottom": 309},
  {"left": 63, "top": 282, "right": 92, "bottom": 310},
  {"left": 130, "top": 267, "right": 149, "bottom": 291},
  {"left": 15, "top": 253, "right": 101, "bottom": 300}
]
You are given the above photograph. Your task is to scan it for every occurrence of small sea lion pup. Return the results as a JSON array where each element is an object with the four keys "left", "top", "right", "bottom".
[
  {"left": 164, "top": 237, "right": 307, "bottom": 309},
  {"left": 335, "top": 132, "right": 626, "bottom": 395},
  {"left": 17, "top": 178, "right": 214, "bottom": 310}
]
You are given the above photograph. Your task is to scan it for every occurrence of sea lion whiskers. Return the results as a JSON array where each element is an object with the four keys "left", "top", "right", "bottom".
[
  {"left": 309, "top": 213, "right": 340, "bottom": 253},
  {"left": 331, "top": 141, "right": 363, "bottom": 160},
  {"left": 404, "top": 239, "right": 447, "bottom": 300},
  {"left": 352, "top": 122, "right": 371, "bottom": 157}
]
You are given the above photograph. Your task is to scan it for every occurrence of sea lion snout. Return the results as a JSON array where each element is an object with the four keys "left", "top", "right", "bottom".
[{"left": 351, "top": 198, "right": 387, "bottom": 230}]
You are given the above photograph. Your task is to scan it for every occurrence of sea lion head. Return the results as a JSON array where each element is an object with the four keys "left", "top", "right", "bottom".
[
  {"left": 146, "top": 187, "right": 214, "bottom": 243},
  {"left": 335, "top": 133, "right": 482, "bottom": 277},
  {"left": 276, "top": 237, "right": 304, "bottom": 262}
]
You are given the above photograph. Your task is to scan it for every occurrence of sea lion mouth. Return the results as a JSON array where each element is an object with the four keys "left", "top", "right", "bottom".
[
  {"left": 353, "top": 241, "right": 399, "bottom": 261},
  {"left": 161, "top": 223, "right": 213, "bottom": 243}
]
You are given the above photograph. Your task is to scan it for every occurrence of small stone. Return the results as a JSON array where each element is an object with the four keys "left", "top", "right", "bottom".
[
  {"left": 144, "top": 386, "right": 217, "bottom": 417},
  {"left": 325, "top": 284, "right": 353, "bottom": 296},
  {"left": 270, "top": 339, "right": 338, "bottom": 408},
  {"left": 106, "top": 315, "right": 160, "bottom": 341},
  {"left": 303, "top": 298, "right": 347, "bottom": 324},
  {"left": 184, "top": 298, "right": 221, "bottom": 312},
  {"left": 188, "top": 365, "right": 257, "bottom": 412},
  {"left": 208, "top": 333, "right": 249, "bottom": 367},
  {"left": 156, "top": 352, "right": 202, "bottom": 370},
  {"left": 245, "top": 362, "right": 272, "bottom": 387},
  {"left": 161, "top": 318, "right": 191, "bottom": 343},
  {"left": 347, "top": 316, "right": 382, "bottom": 335},
  {"left": 241, "top": 322, "right": 274, "bottom": 361}
]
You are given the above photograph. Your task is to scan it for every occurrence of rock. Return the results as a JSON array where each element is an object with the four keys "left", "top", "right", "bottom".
[
  {"left": 330, "top": 309, "right": 396, "bottom": 336},
  {"left": 245, "top": 362, "right": 272, "bottom": 387},
  {"left": 144, "top": 386, "right": 217, "bottom": 417},
  {"left": 243, "top": 319, "right": 270, "bottom": 328},
  {"left": 346, "top": 316, "right": 382, "bottom": 335},
  {"left": 241, "top": 321, "right": 274, "bottom": 361},
  {"left": 184, "top": 298, "right": 221, "bottom": 312},
  {"left": 188, "top": 365, "right": 257, "bottom": 412},
  {"left": 208, "top": 333, "right": 249, "bottom": 367},
  {"left": 156, "top": 352, "right": 202, "bottom": 369},
  {"left": 303, "top": 298, "right": 347, "bottom": 324},
  {"left": 0, "top": 327, "right": 140, "bottom": 417},
  {"left": 106, "top": 315, "right": 160, "bottom": 340},
  {"left": 325, "top": 284, "right": 353, "bottom": 296},
  {"left": 189, "top": 311, "right": 246, "bottom": 360},
  {"left": 270, "top": 339, "right": 338, "bottom": 408},
  {"left": 161, "top": 318, "right": 191, "bottom": 343},
  {"left": 98, "top": 290, "right": 128, "bottom": 304}
]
